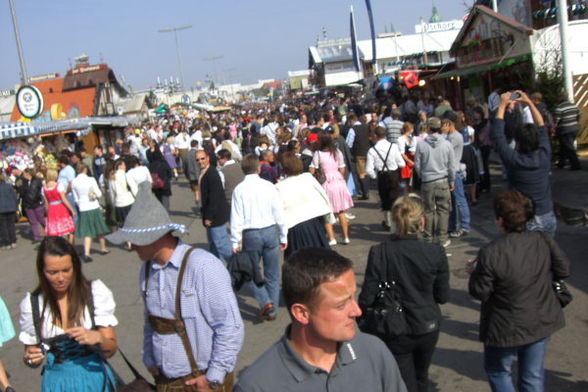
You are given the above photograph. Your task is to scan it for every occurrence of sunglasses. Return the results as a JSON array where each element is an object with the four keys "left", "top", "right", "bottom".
[{"left": 197, "top": 157, "right": 207, "bottom": 161}]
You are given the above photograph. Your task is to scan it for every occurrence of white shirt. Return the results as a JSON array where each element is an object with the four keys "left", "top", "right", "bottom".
[
  {"left": 230, "top": 174, "right": 287, "bottom": 249},
  {"left": 111, "top": 169, "right": 135, "bottom": 207},
  {"left": 261, "top": 122, "right": 278, "bottom": 144},
  {"left": 175, "top": 132, "right": 190, "bottom": 150},
  {"left": 19, "top": 279, "right": 117, "bottom": 345},
  {"left": 398, "top": 134, "right": 416, "bottom": 154},
  {"left": 126, "top": 166, "right": 152, "bottom": 196},
  {"left": 366, "top": 139, "right": 406, "bottom": 180},
  {"left": 71, "top": 173, "right": 102, "bottom": 212},
  {"left": 190, "top": 130, "right": 203, "bottom": 145}
]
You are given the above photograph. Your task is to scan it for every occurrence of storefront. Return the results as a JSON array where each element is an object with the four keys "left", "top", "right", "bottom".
[{"left": 436, "top": 5, "right": 534, "bottom": 107}]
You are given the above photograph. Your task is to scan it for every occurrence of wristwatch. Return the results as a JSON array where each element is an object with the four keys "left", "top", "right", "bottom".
[{"left": 207, "top": 380, "right": 221, "bottom": 390}]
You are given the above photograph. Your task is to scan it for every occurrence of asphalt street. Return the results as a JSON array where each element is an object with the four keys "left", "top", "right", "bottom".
[{"left": 1, "top": 164, "right": 587, "bottom": 391}]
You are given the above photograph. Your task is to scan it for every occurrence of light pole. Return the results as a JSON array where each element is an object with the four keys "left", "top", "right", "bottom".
[
  {"left": 8, "top": 0, "right": 29, "bottom": 84},
  {"left": 203, "top": 55, "right": 224, "bottom": 91},
  {"left": 158, "top": 25, "right": 192, "bottom": 91}
]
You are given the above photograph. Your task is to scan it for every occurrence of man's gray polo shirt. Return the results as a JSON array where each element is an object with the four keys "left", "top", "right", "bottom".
[{"left": 234, "top": 326, "right": 407, "bottom": 391}]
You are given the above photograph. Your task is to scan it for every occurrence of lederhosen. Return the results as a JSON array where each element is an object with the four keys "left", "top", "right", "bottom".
[
  {"left": 372, "top": 143, "right": 400, "bottom": 211},
  {"left": 144, "top": 247, "right": 234, "bottom": 392}
]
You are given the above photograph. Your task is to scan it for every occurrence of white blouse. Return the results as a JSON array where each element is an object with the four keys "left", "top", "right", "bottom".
[
  {"left": 71, "top": 173, "right": 102, "bottom": 212},
  {"left": 19, "top": 279, "right": 118, "bottom": 345}
]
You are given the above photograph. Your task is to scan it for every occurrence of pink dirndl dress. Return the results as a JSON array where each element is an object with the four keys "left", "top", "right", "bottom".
[
  {"left": 44, "top": 184, "right": 75, "bottom": 236},
  {"left": 313, "top": 150, "right": 354, "bottom": 213}
]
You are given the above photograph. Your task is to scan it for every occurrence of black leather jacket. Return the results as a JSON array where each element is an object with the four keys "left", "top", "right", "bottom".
[{"left": 16, "top": 176, "right": 44, "bottom": 209}]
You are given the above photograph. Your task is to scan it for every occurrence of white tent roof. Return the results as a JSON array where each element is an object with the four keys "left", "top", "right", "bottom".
[{"left": 357, "top": 30, "right": 459, "bottom": 60}]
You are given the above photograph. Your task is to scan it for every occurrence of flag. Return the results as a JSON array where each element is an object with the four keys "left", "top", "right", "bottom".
[
  {"left": 350, "top": 5, "right": 361, "bottom": 73},
  {"left": 365, "top": 0, "right": 376, "bottom": 65}
]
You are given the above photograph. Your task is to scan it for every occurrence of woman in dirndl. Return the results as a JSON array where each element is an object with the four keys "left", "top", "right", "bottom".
[
  {"left": 43, "top": 169, "right": 76, "bottom": 244},
  {"left": 19, "top": 236, "right": 120, "bottom": 392},
  {"left": 71, "top": 163, "right": 110, "bottom": 263},
  {"left": 275, "top": 152, "right": 333, "bottom": 258}
]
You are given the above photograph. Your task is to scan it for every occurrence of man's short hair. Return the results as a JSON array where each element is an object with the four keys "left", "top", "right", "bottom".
[
  {"left": 442, "top": 110, "right": 458, "bottom": 123},
  {"left": 515, "top": 124, "right": 539, "bottom": 153},
  {"left": 190, "top": 140, "right": 199, "bottom": 148},
  {"left": 241, "top": 153, "right": 260, "bottom": 175},
  {"left": 374, "top": 126, "right": 386, "bottom": 139},
  {"left": 280, "top": 152, "right": 303, "bottom": 176},
  {"left": 217, "top": 148, "right": 232, "bottom": 160},
  {"left": 283, "top": 248, "right": 353, "bottom": 313},
  {"left": 58, "top": 155, "right": 70, "bottom": 165}
]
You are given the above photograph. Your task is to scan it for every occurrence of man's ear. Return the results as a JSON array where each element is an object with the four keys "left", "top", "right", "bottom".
[{"left": 290, "top": 303, "right": 311, "bottom": 325}]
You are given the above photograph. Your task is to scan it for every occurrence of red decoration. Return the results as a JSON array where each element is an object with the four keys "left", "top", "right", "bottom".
[{"left": 401, "top": 71, "right": 419, "bottom": 89}]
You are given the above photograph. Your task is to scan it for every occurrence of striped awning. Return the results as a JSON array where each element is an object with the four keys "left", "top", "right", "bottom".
[{"left": 0, "top": 116, "right": 139, "bottom": 141}]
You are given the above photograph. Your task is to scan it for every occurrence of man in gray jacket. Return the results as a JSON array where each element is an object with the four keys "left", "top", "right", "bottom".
[{"left": 415, "top": 117, "right": 455, "bottom": 247}]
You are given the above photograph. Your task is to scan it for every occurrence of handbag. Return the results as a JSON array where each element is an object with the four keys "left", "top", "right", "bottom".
[
  {"left": 357, "top": 243, "right": 407, "bottom": 339},
  {"left": 313, "top": 152, "right": 326, "bottom": 185},
  {"left": 112, "top": 348, "right": 156, "bottom": 392},
  {"left": 552, "top": 280, "right": 573, "bottom": 308},
  {"left": 151, "top": 172, "right": 165, "bottom": 189}
]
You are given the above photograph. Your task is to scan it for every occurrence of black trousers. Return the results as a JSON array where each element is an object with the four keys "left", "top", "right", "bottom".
[
  {"left": 558, "top": 132, "right": 581, "bottom": 169},
  {"left": 0, "top": 212, "right": 16, "bottom": 246},
  {"left": 377, "top": 169, "right": 400, "bottom": 211},
  {"left": 479, "top": 145, "right": 491, "bottom": 191},
  {"left": 385, "top": 330, "right": 440, "bottom": 392}
]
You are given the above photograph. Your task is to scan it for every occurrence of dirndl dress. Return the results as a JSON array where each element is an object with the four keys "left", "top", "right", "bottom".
[
  {"left": 315, "top": 151, "right": 354, "bottom": 213},
  {"left": 163, "top": 144, "right": 177, "bottom": 169},
  {"left": 44, "top": 185, "right": 75, "bottom": 236},
  {"left": 75, "top": 208, "right": 109, "bottom": 238},
  {"left": 41, "top": 336, "right": 119, "bottom": 392},
  {"left": 285, "top": 216, "right": 330, "bottom": 259}
]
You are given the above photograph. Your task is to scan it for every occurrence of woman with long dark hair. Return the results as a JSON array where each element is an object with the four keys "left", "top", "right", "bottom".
[
  {"left": 309, "top": 132, "right": 354, "bottom": 245},
  {"left": 19, "top": 236, "right": 119, "bottom": 391}
]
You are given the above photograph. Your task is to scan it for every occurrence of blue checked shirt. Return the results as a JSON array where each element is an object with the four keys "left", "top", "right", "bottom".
[{"left": 140, "top": 241, "right": 244, "bottom": 383}]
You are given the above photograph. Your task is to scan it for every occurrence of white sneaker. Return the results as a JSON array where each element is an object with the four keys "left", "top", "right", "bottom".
[
  {"left": 345, "top": 213, "right": 356, "bottom": 220},
  {"left": 341, "top": 238, "right": 350, "bottom": 245},
  {"left": 328, "top": 239, "right": 337, "bottom": 246},
  {"left": 441, "top": 239, "right": 451, "bottom": 248}
]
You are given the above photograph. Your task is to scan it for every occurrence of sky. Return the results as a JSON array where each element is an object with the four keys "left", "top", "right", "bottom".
[{"left": 0, "top": 0, "right": 470, "bottom": 92}]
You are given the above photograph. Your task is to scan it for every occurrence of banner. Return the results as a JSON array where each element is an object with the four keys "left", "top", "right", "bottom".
[
  {"left": 365, "top": 0, "right": 376, "bottom": 65},
  {"left": 350, "top": 6, "right": 361, "bottom": 73}
]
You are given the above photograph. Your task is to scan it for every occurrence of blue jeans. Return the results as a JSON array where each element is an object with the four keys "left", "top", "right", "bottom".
[
  {"left": 484, "top": 337, "right": 550, "bottom": 392},
  {"left": 207, "top": 224, "right": 232, "bottom": 263},
  {"left": 527, "top": 211, "right": 557, "bottom": 235},
  {"left": 449, "top": 172, "right": 470, "bottom": 232},
  {"left": 243, "top": 225, "right": 280, "bottom": 311}
]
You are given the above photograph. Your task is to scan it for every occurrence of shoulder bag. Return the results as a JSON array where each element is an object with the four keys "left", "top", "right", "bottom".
[
  {"left": 357, "top": 242, "right": 407, "bottom": 339},
  {"left": 540, "top": 232, "right": 573, "bottom": 308}
]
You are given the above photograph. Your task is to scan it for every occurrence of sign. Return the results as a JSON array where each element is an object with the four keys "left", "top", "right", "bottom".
[
  {"left": 16, "top": 85, "right": 44, "bottom": 119},
  {"left": 0, "top": 89, "right": 15, "bottom": 97},
  {"left": 68, "top": 64, "right": 106, "bottom": 75},
  {"left": 415, "top": 20, "right": 464, "bottom": 34},
  {"left": 29, "top": 73, "right": 60, "bottom": 82}
]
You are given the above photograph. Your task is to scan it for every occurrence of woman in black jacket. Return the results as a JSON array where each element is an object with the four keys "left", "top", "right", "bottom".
[
  {"left": 147, "top": 142, "right": 172, "bottom": 211},
  {"left": 359, "top": 194, "right": 449, "bottom": 392},
  {"left": 468, "top": 190, "right": 570, "bottom": 392},
  {"left": 16, "top": 168, "right": 45, "bottom": 242}
]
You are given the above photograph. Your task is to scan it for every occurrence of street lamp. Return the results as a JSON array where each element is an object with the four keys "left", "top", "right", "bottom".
[
  {"left": 158, "top": 24, "right": 192, "bottom": 91},
  {"left": 203, "top": 55, "right": 224, "bottom": 90}
]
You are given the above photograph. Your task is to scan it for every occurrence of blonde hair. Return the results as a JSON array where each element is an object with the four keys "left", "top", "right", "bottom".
[
  {"left": 46, "top": 168, "right": 58, "bottom": 182},
  {"left": 392, "top": 194, "right": 424, "bottom": 235}
]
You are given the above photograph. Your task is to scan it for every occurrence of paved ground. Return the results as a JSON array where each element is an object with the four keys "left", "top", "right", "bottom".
[{"left": 1, "top": 161, "right": 587, "bottom": 391}]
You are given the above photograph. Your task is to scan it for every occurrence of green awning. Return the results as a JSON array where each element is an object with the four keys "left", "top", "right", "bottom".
[{"left": 433, "top": 55, "right": 531, "bottom": 79}]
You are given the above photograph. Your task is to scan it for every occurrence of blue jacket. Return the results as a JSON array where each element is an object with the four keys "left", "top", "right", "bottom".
[
  {"left": 491, "top": 119, "right": 552, "bottom": 215},
  {"left": 0, "top": 183, "right": 18, "bottom": 213}
]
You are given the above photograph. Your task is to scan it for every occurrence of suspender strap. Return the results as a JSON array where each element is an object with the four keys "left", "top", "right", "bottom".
[
  {"left": 175, "top": 247, "right": 200, "bottom": 377},
  {"left": 373, "top": 143, "right": 393, "bottom": 172}
]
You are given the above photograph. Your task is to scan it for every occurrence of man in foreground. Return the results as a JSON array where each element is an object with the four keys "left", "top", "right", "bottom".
[
  {"left": 107, "top": 182, "right": 243, "bottom": 391},
  {"left": 235, "top": 247, "right": 407, "bottom": 391}
]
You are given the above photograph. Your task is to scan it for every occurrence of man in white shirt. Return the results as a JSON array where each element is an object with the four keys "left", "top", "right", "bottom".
[
  {"left": 260, "top": 116, "right": 279, "bottom": 145},
  {"left": 366, "top": 127, "right": 406, "bottom": 230},
  {"left": 230, "top": 154, "right": 287, "bottom": 321}
]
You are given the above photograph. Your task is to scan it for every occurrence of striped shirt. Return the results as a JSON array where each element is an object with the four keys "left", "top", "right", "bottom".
[
  {"left": 140, "top": 241, "right": 244, "bottom": 383},
  {"left": 553, "top": 100, "right": 579, "bottom": 134}
]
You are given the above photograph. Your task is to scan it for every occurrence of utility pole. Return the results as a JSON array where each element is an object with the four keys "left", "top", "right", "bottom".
[
  {"left": 8, "top": 0, "right": 29, "bottom": 84},
  {"left": 557, "top": 0, "right": 574, "bottom": 101},
  {"left": 158, "top": 25, "right": 192, "bottom": 92}
]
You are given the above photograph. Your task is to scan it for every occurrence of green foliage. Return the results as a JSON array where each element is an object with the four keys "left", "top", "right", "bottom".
[{"left": 532, "top": 51, "right": 564, "bottom": 112}]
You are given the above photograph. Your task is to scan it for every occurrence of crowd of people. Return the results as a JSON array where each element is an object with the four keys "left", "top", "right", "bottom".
[{"left": 0, "top": 85, "right": 579, "bottom": 392}]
